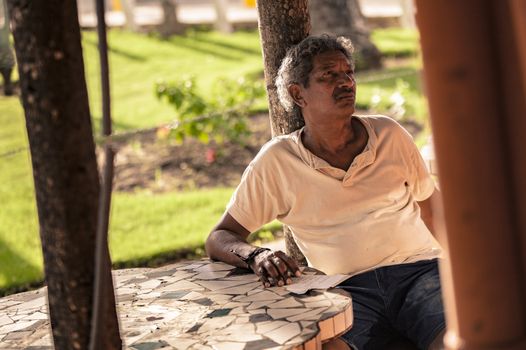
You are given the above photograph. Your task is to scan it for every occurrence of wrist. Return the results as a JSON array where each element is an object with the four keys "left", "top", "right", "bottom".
[{"left": 230, "top": 247, "right": 271, "bottom": 269}]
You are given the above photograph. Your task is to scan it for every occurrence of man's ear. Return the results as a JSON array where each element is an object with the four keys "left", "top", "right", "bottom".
[{"left": 288, "top": 84, "right": 306, "bottom": 108}]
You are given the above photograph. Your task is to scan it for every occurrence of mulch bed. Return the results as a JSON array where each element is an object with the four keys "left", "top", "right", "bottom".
[
  {"left": 109, "top": 113, "right": 272, "bottom": 193},
  {"left": 108, "top": 112, "right": 421, "bottom": 193}
]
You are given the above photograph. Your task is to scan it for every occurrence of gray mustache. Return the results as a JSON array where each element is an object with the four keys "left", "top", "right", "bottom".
[{"left": 334, "top": 88, "right": 355, "bottom": 99}]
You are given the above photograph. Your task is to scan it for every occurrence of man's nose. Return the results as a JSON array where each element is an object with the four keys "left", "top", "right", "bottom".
[{"left": 337, "top": 72, "right": 355, "bottom": 87}]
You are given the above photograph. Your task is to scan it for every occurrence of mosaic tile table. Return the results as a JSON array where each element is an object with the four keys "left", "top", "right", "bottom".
[{"left": 0, "top": 259, "right": 353, "bottom": 350}]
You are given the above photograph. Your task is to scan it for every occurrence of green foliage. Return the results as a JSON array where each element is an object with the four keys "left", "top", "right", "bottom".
[
  {"left": 81, "top": 29, "right": 264, "bottom": 132},
  {"left": 155, "top": 74, "right": 265, "bottom": 145},
  {"left": 156, "top": 77, "right": 207, "bottom": 117},
  {"left": 247, "top": 221, "right": 282, "bottom": 246},
  {"left": 367, "top": 78, "right": 426, "bottom": 122},
  {"left": 371, "top": 28, "right": 420, "bottom": 58},
  {"left": 355, "top": 62, "right": 428, "bottom": 125}
]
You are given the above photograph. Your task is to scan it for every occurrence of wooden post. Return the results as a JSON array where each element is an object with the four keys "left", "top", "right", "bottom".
[
  {"left": 256, "top": 0, "right": 309, "bottom": 263},
  {"left": 507, "top": 0, "right": 526, "bottom": 287},
  {"left": 415, "top": 0, "right": 526, "bottom": 348}
]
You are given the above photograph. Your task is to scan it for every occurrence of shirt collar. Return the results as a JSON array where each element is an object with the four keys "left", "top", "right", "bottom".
[{"left": 293, "top": 115, "right": 378, "bottom": 181}]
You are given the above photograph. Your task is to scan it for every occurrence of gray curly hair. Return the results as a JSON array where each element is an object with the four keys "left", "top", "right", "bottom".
[{"left": 276, "top": 35, "right": 354, "bottom": 114}]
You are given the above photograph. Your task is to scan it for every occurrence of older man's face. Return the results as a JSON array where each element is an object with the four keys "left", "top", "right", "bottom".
[{"left": 292, "top": 50, "right": 356, "bottom": 120}]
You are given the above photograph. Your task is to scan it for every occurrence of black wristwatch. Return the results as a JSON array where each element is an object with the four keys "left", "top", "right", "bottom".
[{"left": 231, "top": 247, "right": 271, "bottom": 269}]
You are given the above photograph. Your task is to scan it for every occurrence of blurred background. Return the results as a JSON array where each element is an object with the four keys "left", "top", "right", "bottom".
[{"left": 0, "top": 0, "right": 432, "bottom": 296}]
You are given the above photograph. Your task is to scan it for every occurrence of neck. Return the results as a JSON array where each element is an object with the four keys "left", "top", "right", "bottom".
[
  {"left": 303, "top": 115, "right": 359, "bottom": 154},
  {"left": 301, "top": 116, "right": 368, "bottom": 171}
]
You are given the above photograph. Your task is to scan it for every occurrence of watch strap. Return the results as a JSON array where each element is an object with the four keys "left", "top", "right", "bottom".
[{"left": 231, "top": 247, "right": 271, "bottom": 268}]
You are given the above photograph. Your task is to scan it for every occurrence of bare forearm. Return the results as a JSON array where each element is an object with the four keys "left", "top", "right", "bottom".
[
  {"left": 421, "top": 210, "right": 435, "bottom": 236},
  {"left": 206, "top": 212, "right": 301, "bottom": 287},
  {"left": 419, "top": 188, "right": 441, "bottom": 237},
  {"left": 205, "top": 229, "right": 259, "bottom": 269}
]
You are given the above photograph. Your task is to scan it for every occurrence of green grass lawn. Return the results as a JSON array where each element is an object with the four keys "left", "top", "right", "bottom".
[
  {"left": 371, "top": 28, "right": 420, "bottom": 58},
  {"left": 0, "top": 28, "right": 425, "bottom": 293},
  {"left": 0, "top": 96, "right": 275, "bottom": 294},
  {"left": 80, "top": 28, "right": 422, "bottom": 133},
  {"left": 109, "top": 188, "right": 233, "bottom": 265},
  {"left": 82, "top": 29, "right": 265, "bottom": 132},
  {"left": 110, "top": 189, "right": 280, "bottom": 267},
  {"left": 0, "top": 97, "right": 232, "bottom": 291},
  {"left": 0, "top": 29, "right": 267, "bottom": 292},
  {"left": 0, "top": 98, "right": 42, "bottom": 292}
]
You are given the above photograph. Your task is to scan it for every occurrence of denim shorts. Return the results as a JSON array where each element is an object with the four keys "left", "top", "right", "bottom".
[{"left": 337, "top": 259, "right": 446, "bottom": 350}]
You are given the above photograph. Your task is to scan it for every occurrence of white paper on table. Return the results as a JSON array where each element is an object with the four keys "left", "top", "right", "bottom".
[{"left": 285, "top": 274, "right": 350, "bottom": 294}]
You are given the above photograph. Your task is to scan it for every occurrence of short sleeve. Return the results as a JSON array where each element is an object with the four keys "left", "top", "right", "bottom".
[
  {"left": 390, "top": 119, "right": 435, "bottom": 201},
  {"left": 226, "top": 164, "right": 286, "bottom": 233},
  {"left": 408, "top": 139, "right": 435, "bottom": 201}
]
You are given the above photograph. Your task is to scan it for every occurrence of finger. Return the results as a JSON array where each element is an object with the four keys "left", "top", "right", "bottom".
[
  {"left": 267, "top": 276, "right": 277, "bottom": 286},
  {"left": 256, "top": 266, "right": 271, "bottom": 288},
  {"left": 274, "top": 251, "right": 302, "bottom": 277},
  {"left": 261, "top": 277, "right": 271, "bottom": 288},
  {"left": 262, "top": 260, "right": 283, "bottom": 286},
  {"left": 264, "top": 261, "right": 283, "bottom": 286},
  {"left": 270, "top": 255, "right": 291, "bottom": 284}
]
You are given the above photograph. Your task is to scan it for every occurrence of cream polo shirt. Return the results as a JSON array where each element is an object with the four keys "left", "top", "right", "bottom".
[{"left": 227, "top": 115, "right": 442, "bottom": 276}]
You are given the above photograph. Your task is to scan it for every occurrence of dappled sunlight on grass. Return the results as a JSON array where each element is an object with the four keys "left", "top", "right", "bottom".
[
  {"left": 82, "top": 29, "right": 264, "bottom": 132},
  {"left": 1, "top": 27, "right": 428, "bottom": 292},
  {"left": 371, "top": 28, "right": 420, "bottom": 58},
  {"left": 0, "top": 98, "right": 43, "bottom": 291},
  {"left": 109, "top": 187, "right": 232, "bottom": 264},
  {"left": 109, "top": 187, "right": 282, "bottom": 268}
]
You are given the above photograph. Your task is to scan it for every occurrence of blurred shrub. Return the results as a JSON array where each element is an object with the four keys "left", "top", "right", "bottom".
[
  {"left": 155, "top": 74, "right": 266, "bottom": 146},
  {"left": 367, "top": 78, "right": 427, "bottom": 124}
]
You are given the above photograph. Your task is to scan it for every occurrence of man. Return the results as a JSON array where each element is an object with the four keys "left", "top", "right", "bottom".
[{"left": 206, "top": 35, "right": 445, "bottom": 350}]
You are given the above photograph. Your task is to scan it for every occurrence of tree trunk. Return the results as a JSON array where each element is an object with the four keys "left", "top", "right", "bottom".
[
  {"left": 0, "top": 0, "right": 14, "bottom": 95},
  {"left": 399, "top": 0, "right": 416, "bottom": 29},
  {"left": 213, "top": 0, "right": 233, "bottom": 34},
  {"left": 121, "top": 0, "right": 139, "bottom": 32},
  {"left": 309, "top": 0, "right": 382, "bottom": 70},
  {"left": 7, "top": 1, "right": 121, "bottom": 349},
  {"left": 159, "top": 0, "right": 184, "bottom": 38},
  {"left": 256, "top": 0, "right": 309, "bottom": 265}
]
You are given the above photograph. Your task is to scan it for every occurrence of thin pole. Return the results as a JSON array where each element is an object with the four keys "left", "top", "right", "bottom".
[
  {"left": 90, "top": 145, "right": 117, "bottom": 350},
  {"left": 89, "top": 0, "right": 120, "bottom": 348},
  {"left": 96, "top": 0, "right": 111, "bottom": 135}
]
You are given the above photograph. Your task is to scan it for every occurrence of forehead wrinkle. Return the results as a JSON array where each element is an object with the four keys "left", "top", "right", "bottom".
[
  {"left": 314, "top": 56, "right": 351, "bottom": 71},
  {"left": 317, "top": 62, "right": 337, "bottom": 70},
  {"left": 313, "top": 61, "right": 352, "bottom": 75}
]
